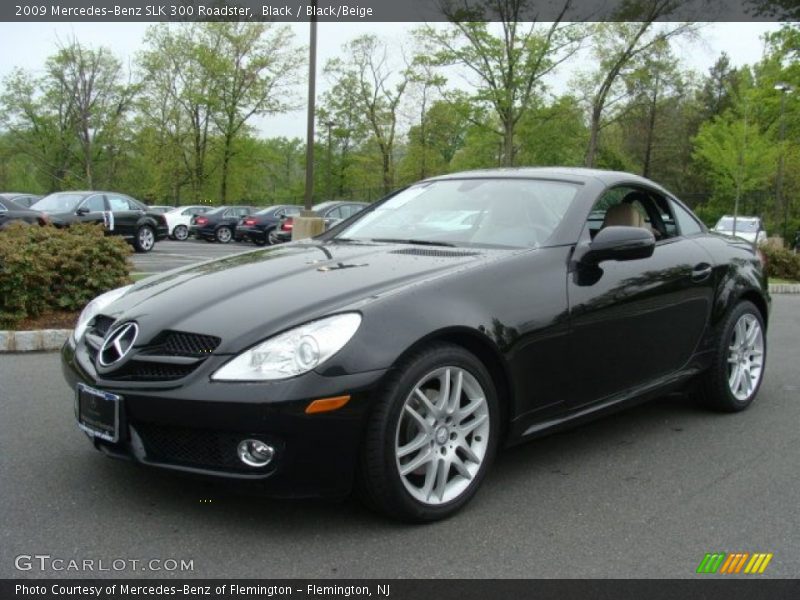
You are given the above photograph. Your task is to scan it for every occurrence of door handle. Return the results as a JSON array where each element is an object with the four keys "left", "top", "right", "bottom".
[{"left": 692, "top": 263, "right": 712, "bottom": 282}]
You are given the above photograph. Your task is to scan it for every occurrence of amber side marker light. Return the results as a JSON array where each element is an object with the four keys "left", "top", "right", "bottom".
[{"left": 305, "top": 395, "right": 351, "bottom": 414}]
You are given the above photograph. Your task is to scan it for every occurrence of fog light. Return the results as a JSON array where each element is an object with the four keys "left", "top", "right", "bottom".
[{"left": 237, "top": 439, "right": 275, "bottom": 468}]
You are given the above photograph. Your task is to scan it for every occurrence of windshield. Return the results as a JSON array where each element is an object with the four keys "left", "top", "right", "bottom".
[
  {"left": 31, "top": 193, "right": 86, "bottom": 213},
  {"left": 715, "top": 217, "right": 760, "bottom": 232},
  {"left": 337, "top": 179, "right": 580, "bottom": 248}
]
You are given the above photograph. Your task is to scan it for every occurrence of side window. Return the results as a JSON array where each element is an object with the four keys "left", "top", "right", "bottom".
[
  {"left": 107, "top": 195, "right": 130, "bottom": 211},
  {"left": 671, "top": 200, "right": 703, "bottom": 236},
  {"left": 238, "top": 208, "right": 251, "bottom": 216},
  {"left": 182, "top": 208, "right": 195, "bottom": 216},
  {"left": 82, "top": 195, "right": 106, "bottom": 212},
  {"left": 326, "top": 206, "right": 344, "bottom": 220}
]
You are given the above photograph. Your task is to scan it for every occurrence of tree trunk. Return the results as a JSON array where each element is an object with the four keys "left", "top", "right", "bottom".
[
  {"left": 220, "top": 135, "right": 233, "bottom": 204},
  {"left": 382, "top": 151, "right": 392, "bottom": 195},
  {"left": 642, "top": 88, "right": 658, "bottom": 178},
  {"left": 502, "top": 120, "right": 514, "bottom": 167},
  {"left": 585, "top": 103, "right": 603, "bottom": 168}
]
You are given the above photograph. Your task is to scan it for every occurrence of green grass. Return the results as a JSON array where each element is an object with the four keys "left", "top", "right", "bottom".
[
  {"left": 770, "top": 277, "right": 799, "bottom": 284},
  {"left": 130, "top": 272, "right": 154, "bottom": 282}
]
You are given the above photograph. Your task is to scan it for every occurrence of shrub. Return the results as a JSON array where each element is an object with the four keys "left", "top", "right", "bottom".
[
  {"left": 0, "top": 222, "right": 132, "bottom": 328},
  {"left": 761, "top": 243, "right": 800, "bottom": 282}
]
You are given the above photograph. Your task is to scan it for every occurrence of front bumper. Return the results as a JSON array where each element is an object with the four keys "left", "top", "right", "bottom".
[{"left": 61, "top": 338, "right": 387, "bottom": 498}]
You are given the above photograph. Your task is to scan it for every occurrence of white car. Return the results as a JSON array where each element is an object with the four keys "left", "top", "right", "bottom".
[
  {"left": 714, "top": 215, "right": 767, "bottom": 245},
  {"left": 163, "top": 205, "right": 213, "bottom": 241}
]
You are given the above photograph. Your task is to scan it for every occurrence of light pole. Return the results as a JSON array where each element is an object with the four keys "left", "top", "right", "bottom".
[
  {"left": 775, "top": 82, "right": 793, "bottom": 246},
  {"left": 293, "top": 2, "right": 325, "bottom": 241},
  {"left": 326, "top": 120, "right": 334, "bottom": 199}
]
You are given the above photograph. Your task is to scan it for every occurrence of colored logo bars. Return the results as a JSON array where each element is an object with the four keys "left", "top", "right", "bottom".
[{"left": 696, "top": 552, "right": 773, "bottom": 574}]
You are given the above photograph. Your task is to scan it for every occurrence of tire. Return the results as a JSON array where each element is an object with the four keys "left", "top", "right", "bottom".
[
  {"left": 357, "top": 343, "right": 499, "bottom": 522},
  {"left": 698, "top": 300, "right": 767, "bottom": 412},
  {"left": 255, "top": 228, "right": 274, "bottom": 246},
  {"left": 173, "top": 224, "right": 189, "bottom": 241},
  {"left": 268, "top": 230, "right": 283, "bottom": 245},
  {"left": 216, "top": 226, "right": 233, "bottom": 244},
  {"left": 133, "top": 225, "right": 156, "bottom": 253}
]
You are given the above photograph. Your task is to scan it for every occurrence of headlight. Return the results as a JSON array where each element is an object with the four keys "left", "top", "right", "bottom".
[
  {"left": 211, "top": 313, "right": 362, "bottom": 381},
  {"left": 72, "top": 285, "right": 134, "bottom": 342}
]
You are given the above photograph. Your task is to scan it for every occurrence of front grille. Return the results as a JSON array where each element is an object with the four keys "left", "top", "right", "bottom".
[
  {"left": 390, "top": 248, "right": 478, "bottom": 258},
  {"left": 91, "top": 315, "right": 115, "bottom": 337},
  {"left": 140, "top": 331, "right": 221, "bottom": 357},
  {"left": 96, "top": 329, "right": 222, "bottom": 382},
  {"left": 134, "top": 423, "right": 261, "bottom": 472},
  {"left": 104, "top": 362, "right": 197, "bottom": 382}
]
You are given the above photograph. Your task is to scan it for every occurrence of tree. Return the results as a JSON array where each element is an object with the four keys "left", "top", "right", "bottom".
[
  {"left": 417, "top": 0, "right": 585, "bottom": 166},
  {"left": 325, "top": 35, "right": 409, "bottom": 194},
  {"left": 203, "top": 23, "right": 302, "bottom": 203},
  {"left": 582, "top": 2, "right": 696, "bottom": 167},
  {"left": 0, "top": 40, "right": 134, "bottom": 190}
]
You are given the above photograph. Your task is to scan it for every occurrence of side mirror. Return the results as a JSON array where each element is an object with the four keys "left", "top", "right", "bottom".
[
  {"left": 76, "top": 207, "right": 90, "bottom": 216},
  {"left": 581, "top": 226, "right": 655, "bottom": 264}
]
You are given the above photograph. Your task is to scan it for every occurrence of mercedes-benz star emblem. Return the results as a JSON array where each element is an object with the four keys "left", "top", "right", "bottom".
[{"left": 98, "top": 322, "right": 139, "bottom": 367}]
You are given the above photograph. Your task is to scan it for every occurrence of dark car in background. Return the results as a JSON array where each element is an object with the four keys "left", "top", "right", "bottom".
[
  {"left": 235, "top": 204, "right": 302, "bottom": 246},
  {"left": 147, "top": 205, "right": 176, "bottom": 214},
  {"left": 30, "top": 191, "right": 168, "bottom": 252},
  {"left": 0, "top": 192, "right": 43, "bottom": 209},
  {"left": 189, "top": 205, "right": 256, "bottom": 243},
  {"left": 61, "top": 168, "right": 770, "bottom": 522},
  {"left": 271, "top": 201, "right": 368, "bottom": 243},
  {"left": 0, "top": 195, "right": 48, "bottom": 229}
]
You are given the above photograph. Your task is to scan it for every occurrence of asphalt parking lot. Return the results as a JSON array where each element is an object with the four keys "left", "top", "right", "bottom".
[
  {"left": 1, "top": 296, "right": 798, "bottom": 579},
  {"left": 131, "top": 239, "right": 255, "bottom": 274}
]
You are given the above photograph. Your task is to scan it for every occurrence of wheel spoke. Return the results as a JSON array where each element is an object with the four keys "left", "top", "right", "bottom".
[
  {"left": 458, "top": 413, "right": 488, "bottom": 436},
  {"left": 729, "top": 364, "right": 742, "bottom": 393},
  {"left": 438, "top": 369, "right": 451, "bottom": 412},
  {"left": 745, "top": 321, "right": 760, "bottom": 347},
  {"left": 458, "top": 396, "right": 485, "bottom": 421},
  {"left": 457, "top": 439, "right": 481, "bottom": 464},
  {"left": 451, "top": 454, "right": 472, "bottom": 481},
  {"left": 735, "top": 318, "right": 747, "bottom": 346},
  {"left": 420, "top": 459, "right": 437, "bottom": 500},
  {"left": 399, "top": 447, "right": 434, "bottom": 476},
  {"left": 404, "top": 404, "right": 429, "bottom": 432},
  {"left": 397, "top": 433, "right": 428, "bottom": 458},
  {"left": 448, "top": 370, "right": 463, "bottom": 414},
  {"left": 433, "top": 458, "right": 449, "bottom": 501},
  {"left": 413, "top": 387, "right": 438, "bottom": 418}
]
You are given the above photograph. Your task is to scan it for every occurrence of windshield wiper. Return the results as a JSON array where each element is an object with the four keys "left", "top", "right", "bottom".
[{"left": 371, "top": 238, "right": 456, "bottom": 247}]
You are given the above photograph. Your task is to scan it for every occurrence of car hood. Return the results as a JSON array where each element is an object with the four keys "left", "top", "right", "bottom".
[
  {"left": 106, "top": 241, "right": 506, "bottom": 354},
  {"left": 717, "top": 230, "right": 758, "bottom": 243}
]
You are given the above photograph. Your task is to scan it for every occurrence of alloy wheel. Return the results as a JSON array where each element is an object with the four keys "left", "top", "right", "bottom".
[
  {"left": 138, "top": 227, "right": 155, "bottom": 251},
  {"left": 174, "top": 225, "right": 188, "bottom": 241},
  {"left": 727, "top": 313, "right": 765, "bottom": 401},
  {"left": 394, "top": 366, "right": 490, "bottom": 505}
]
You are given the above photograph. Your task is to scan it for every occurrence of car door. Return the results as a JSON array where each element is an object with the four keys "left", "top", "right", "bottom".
[
  {"left": 106, "top": 194, "right": 142, "bottom": 236},
  {"left": 0, "top": 199, "right": 9, "bottom": 227},
  {"left": 76, "top": 193, "right": 108, "bottom": 227},
  {"left": 566, "top": 185, "right": 714, "bottom": 408},
  {"left": 322, "top": 205, "right": 345, "bottom": 229}
]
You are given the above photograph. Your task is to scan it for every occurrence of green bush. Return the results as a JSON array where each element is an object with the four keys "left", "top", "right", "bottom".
[
  {"left": 761, "top": 244, "right": 800, "bottom": 282},
  {"left": 0, "top": 222, "right": 132, "bottom": 328}
]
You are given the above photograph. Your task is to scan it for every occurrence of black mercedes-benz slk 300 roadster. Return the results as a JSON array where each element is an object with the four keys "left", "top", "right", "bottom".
[{"left": 62, "top": 168, "right": 770, "bottom": 522}]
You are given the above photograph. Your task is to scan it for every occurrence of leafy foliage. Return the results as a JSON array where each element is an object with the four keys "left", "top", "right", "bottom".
[
  {"left": 0, "top": 223, "right": 131, "bottom": 328},
  {"left": 762, "top": 243, "right": 800, "bottom": 281}
]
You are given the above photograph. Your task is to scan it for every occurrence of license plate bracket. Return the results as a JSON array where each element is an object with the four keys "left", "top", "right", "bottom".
[{"left": 75, "top": 383, "right": 121, "bottom": 443}]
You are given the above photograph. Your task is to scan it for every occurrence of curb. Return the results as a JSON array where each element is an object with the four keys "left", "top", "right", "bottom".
[
  {"left": 0, "top": 284, "right": 797, "bottom": 353},
  {"left": 768, "top": 283, "right": 800, "bottom": 294},
  {"left": 0, "top": 329, "right": 71, "bottom": 353}
]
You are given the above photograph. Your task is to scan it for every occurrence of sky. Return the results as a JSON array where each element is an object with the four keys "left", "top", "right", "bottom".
[{"left": 0, "top": 21, "right": 783, "bottom": 138}]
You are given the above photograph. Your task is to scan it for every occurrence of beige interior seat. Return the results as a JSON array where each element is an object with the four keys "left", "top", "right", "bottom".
[{"left": 602, "top": 203, "right": 646, "bottom": 229}]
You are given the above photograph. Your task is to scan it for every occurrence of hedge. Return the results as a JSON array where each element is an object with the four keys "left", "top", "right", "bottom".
[
  {"left": 0, "top": 222, "right": 132, "bottom": 328},
  {"left": 761, "top": 244, "right": 800, "bottom": 282}
]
